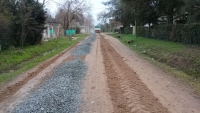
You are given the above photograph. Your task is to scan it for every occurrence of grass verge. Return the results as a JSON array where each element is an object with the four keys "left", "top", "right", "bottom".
[
  {"left": 109, "top": 33, "right": 200, "bottom": 93},
  {"left": 0, "top": 34, "right": 88, "bottom": 85}
]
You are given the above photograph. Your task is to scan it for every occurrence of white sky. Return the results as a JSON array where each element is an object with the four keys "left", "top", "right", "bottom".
[
  {"left": 39, "top": 0, "right": 108, "bottom": 25},
  {"left": 90, "top": 0, "right": 108, "bottom": 25}
]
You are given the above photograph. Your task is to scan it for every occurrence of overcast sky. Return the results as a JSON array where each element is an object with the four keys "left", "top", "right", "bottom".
[
  {"left": 39, "top": 0, "right": 108, "bottom": 25},
  {"left": 90, "top": 0, "right": 108, "bottom": 25}
]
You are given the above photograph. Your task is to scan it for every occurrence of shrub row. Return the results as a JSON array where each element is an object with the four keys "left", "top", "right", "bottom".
[
  {"left": 0, "top": 1, "right": 46, "bottom": 50},
  {"left": 137, "top": 24, "right": 200, "bottom": 45}
]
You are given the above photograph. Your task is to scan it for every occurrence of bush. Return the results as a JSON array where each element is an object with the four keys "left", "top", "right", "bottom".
[
  {"left": 137, "top": 28, "right": 149, "bottom": 38},
  {"left": 124, "top": 27, "right": 132, "bottom": 34},
  {"left": 137, "top": 24, "right": 200, "bottom": 45},
  {"left": 0, "top": 14, "right": 14, "bottom": 50},
  {"left": 76, "top": 27, "right": 81, "bottom": 34},
  {"left": 0, "top": 0, "right": 46, "bottom": 49}
]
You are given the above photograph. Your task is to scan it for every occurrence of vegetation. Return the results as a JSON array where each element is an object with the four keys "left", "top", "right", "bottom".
[
  {"left": 100, "top": 0, "right": 200, "bottom": 54},
  {"left": 137, "top": 24, "right": 200, "bottom": 45},
  {"left": 183, "top": 0, "right": 200, "bottom": 23},
  {"left": 0, "top": 0, "right": 46, "bottom": 50},
  {"left": 110, "top": 33, "right": 200, "bottom": 92},
  {"left": 99, "top": 0, "right": 200, "bottom": 92},
  {"left": 0, "top": 34, "right": 87, "bottom": 85},
  {"left": 0, "top": 0, "right": 91, "bottom": 85},
  {"left": 55, "top": 0, "right": 93, "bottom": 36},
  {"left": 99, "top": 0, "right": 200, "bottom": 32}
]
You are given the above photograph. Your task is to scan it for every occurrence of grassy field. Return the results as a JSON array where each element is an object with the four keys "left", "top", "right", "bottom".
[
  {"left": 110, "top": 33, "right": 200, "bottom": 93},
  {"left": 0, "top": 34, "right": 88, "bottom": 85}
]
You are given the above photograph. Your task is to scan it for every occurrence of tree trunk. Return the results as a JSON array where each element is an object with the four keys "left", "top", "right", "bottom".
[
  {"left": 42, "top": 0, "right": 45, "bottom": 5},
  {"left": 167, "top": 12, "right": 173, "bottom": 24},
  {"left": 148, "top": 22, "right": 151, "bottom": 38}
]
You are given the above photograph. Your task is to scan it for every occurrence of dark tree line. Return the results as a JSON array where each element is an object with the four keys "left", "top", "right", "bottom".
[
  {"left": 0, "top": 0, "right": 46, "bottom": 50},
  {"left": 102, "top": 0, "right": 200, "bottom": 28}
]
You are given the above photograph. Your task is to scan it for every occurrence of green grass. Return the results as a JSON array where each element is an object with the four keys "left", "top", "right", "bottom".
[
  {"left": 110, "top": 33, "right": 200, "bottom": 93},
  {"left": 0, "top": 34, "right": 88, "bottom": 85},
  {"left": 112, "top": 34, "right": 185, "bottom": 51}
]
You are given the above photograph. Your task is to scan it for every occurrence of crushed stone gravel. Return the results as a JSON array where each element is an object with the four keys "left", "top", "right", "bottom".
[
  {"left": 72, "top": 33, "right": 96, "bottom": 56},
  {"left": 10, "top": 33, "right": 96, "bottom": 113}
]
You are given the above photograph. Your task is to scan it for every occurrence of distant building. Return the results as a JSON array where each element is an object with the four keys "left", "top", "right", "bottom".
[
  {"left": 42, "top": 15, "right": 64, "bottom": 41},
  {"left": 79, "top": 26, "right": 86, "bottom": 34},
  {"left": 109, "top": 19, "right": 122, "bottom": 32},
  {"left": 42, "top": 23, "right": 64, "bottom": 41}
]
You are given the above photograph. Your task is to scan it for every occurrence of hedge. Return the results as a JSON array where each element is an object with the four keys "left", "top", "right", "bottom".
[{"left": 137, "top": 24, "right": 200, "bottom": 45}]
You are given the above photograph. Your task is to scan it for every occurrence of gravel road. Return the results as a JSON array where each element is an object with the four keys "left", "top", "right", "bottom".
[
  {"left": 1, "top": 33, "right": 200, "bottom": 113},
  {"left": 11, "top": 34, "right": 96, "bottom": 113}
]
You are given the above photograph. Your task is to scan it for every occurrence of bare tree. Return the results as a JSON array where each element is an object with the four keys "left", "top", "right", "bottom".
[
  {"left": 98, "top": 11, "right": 109, "bottom": 24},
  {"left": 42, "top": 0, "right": 46, "bottom": 5},
  {"left": 84, "top": 14, "right": 94, "bottom": 33},
  {"left": 55, "top": 0, "right": 91, "bottom": 35}
]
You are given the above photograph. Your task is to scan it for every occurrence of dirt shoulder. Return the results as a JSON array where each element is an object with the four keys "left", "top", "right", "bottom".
[{"left": 102, "top": 33, "right": 200, "bottom": 113}]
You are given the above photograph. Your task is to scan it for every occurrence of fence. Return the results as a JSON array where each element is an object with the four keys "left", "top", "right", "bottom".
[
  {"left": 66, "top": 30, "right": 76, "bottom": 35},
  {"left": 137, "top": 24, "right": 200, "bottom": 45}
]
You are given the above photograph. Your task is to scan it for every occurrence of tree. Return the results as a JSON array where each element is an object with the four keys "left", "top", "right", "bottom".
[
  {"left": 102, "top": 0, "right": 135, "bottom": 32},
  {"left": 84, "top": 14, "right": 94, "bottom": 33},
  {"left": 0, "top": 0, "right": 21, "bottom": 49},
  {"left": 0, "top": 0, "right": 46, "bottom": 49},
  {"left": 102, "top": 0, "right": 160, "bottom": 26},
  {"left": 182, "top": 0, "right": 200, "bottom": 23},
  {"left": 98, "top": 11, "right": 109, "bottom": 24},
  {"left": 14, "top": 0, "right": 46, "bottom": 46},
  {"left": 0, "top": 0, "right": 13, "bottom": 49},
  {"left": 158, "top": 0, "right": 185, "bottom": 24},
  {"left": 55, "top": 0, "right": 91, "bottom": 35}
]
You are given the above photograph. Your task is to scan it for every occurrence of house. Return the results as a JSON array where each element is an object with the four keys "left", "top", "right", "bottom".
[
  {"left": 42, "top": 14, "right": 65, "bottom": 41},
  {"left": 42, "top": 22, "right": 64, "bottom": 41},
  {"left": 109, "top": 19, "right": 122, "bottom": 32}
]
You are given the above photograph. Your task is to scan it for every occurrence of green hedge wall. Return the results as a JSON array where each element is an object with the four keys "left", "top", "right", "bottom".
[{"left": 137, "top": 24, "right": 200, "bottom": 45}]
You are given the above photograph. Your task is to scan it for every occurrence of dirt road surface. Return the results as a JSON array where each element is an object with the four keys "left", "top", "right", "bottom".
[{"left": 0, "top": 33, "right": 200, "bottom": 113}]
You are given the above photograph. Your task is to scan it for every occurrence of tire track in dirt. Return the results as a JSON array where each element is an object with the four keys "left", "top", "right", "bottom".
[
  {"left": 100, "top": 34, "right": 170, "bottom": 113},
  {"left": 81, "top": 35, "right": 114, "bottom": 113}
]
